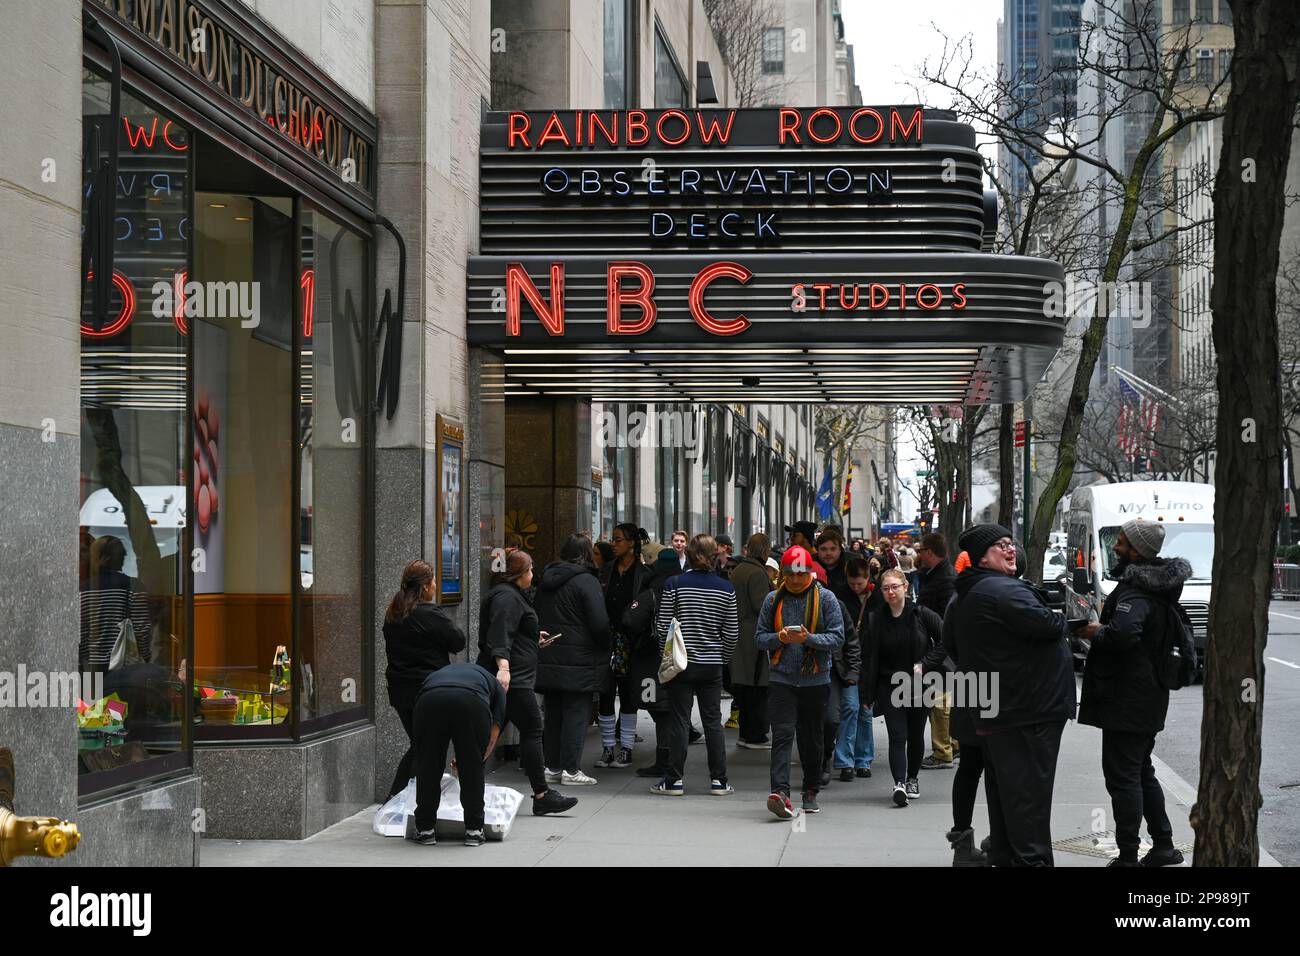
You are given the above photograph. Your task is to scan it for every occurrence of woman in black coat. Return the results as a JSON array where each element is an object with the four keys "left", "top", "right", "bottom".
[
  {"left": 862, "top": 569, "right": 945, "bottom": 807},
  {"left": 382, "top": 559, "right": 467, "bottom": 797},
  {"left": 535, "top": 534, "right": 611, "bottom": 784}
]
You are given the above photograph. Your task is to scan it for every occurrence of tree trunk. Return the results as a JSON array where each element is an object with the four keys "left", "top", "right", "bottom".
[
  {"left": 1191, "top": 0, "right": 1300, "bottom": 867},
  {"left": 998, "top": 404, "right": 1015, "bottom": 527}
]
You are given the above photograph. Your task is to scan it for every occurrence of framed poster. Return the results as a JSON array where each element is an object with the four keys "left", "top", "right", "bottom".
[{"left": 436, "top": 415, "right": 465, "bottom": 604}]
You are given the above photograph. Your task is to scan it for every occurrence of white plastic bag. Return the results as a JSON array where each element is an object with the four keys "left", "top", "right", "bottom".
[{"left": 373, "top": 774, "right": 524, "bottom": 841}]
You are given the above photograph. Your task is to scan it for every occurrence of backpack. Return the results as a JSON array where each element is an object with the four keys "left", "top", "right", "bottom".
[{"left": 1151, "top": 599, "right": 1197, "bottom": 691}]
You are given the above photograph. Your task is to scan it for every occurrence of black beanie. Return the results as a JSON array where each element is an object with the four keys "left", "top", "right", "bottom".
[{"left": 958, "top": 523, "right": 1013, "bottom": 567}]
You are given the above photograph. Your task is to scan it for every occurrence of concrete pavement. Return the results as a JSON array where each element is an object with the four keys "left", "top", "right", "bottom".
[{"left": 204, "top": 679, "right": 1271, "bottom": 867}]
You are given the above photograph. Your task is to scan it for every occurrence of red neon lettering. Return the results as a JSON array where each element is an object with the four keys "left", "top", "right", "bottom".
[
  {"left": 506, "top": 262, "right": 565, "bottom": 336},
  {"left": 574, "top": 111, "right": 584, "bottom": 145},
  {"left": 626, "top": 110, "right": 649, "bottom": 145},
  {"left": 839, "top": 284, "right": 859, "bottom": 310},
  {"left": 899, "top": 283, "right": 907, "bottom": 310},
  {"left": 890, "top": 108, "right": 923, "bottom": 143},
  {"left": 778, "top": 108, "right": 802, "bottom": 144},
  {"left": 122, "top": 116, "right": 159, "bottom": 149},
  {"left": 811, "top": 283, "right": 831, "bottom": 311},
  {"left": 301, "top": 268, "right": 316, "bottom": 336},
  {"left": 81, "top": 270, "right": 136, "bottom": 338},
  {"left": 689, "top": 262, "right": 752, "bottom": 335},
  {"left": 695, "top": 110, "right": 735, "bottom": 145},
  {"left": 849, "top": 108, "right": 884, "bottom": 145},
  {"left": 174, "top": 270, "right": 187, "bottom": 335},
  {"left": 606, "top": 262, "right": 656, "bottom": 334},
  {"left": 952, "top": 283, "right": 968, "bottom": 309},
  {"left": 536, "top": 112, "right": 572, "bottom": 148},
  {"left": 161, "top": 120, "right": 188, "bottom": 152},
  {"left": 656, "top": 110, "right": 691, "bottom": 146},
  {"left": 507, "top": 112, "right": 532, "bottom": 148},
  {"left": 915, "top": 283, "right": 943, "bottom": 310},
  {"left": 868, "top": 283, "right": 890, "bottom": 309},
  {"left": 588, "top": 112, "right": 618, "bottom": 145},
  {"left": 806, "top": 108, "right": 842, "bottom": 145}
]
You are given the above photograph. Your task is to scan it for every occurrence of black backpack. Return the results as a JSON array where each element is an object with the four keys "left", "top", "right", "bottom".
[{"left": 1152, "top": 599, "right": 1198, "bottom": 691}]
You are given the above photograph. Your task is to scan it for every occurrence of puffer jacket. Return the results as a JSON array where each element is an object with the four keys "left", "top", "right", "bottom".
[
  {"left": 534, "top": 560, "right": 611, "bottom": 694},
  {"left": 1079, "top": 557, "right": 1191, "bottom": 735},
  {"left": 754, "top": 582, "right": 845, "bottom": 687}
]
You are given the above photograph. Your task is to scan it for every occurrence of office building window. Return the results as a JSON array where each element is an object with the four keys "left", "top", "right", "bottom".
[
  {"left": 1173, "top": 0, "right": 1190, "bottom": 25},
  {"left": 603, "top": 0, "right": 634, "bottom": 109},
  {"left": 763, "top": 27, "right": 785, "bottom": 74},
  {"left": 654, "top": 25, "right": 688, "bottom": 107},
  {"left": 1219, "top": 48, "right": 1232, "bottom": 82},
  {"left": 1218, "top": 1, "right": 1232, "bottom": 25},
  {"left": 1196, "top": 49, "right": 1213, "bottom": 85}
]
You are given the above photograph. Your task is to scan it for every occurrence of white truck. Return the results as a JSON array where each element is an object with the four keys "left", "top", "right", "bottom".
[{"left": 1061, "top": 480, "right": 1214, "bottom": 677}]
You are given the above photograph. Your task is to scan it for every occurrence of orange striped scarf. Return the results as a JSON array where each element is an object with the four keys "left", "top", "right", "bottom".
[{"left": 770, "top": 584, "right": 822, "bottom": 674}]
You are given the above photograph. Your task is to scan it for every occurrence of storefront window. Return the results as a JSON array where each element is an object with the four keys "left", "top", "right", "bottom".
[
  {"left": 297, "top": 208, "right": 368, "bottom": 725},
  {"left": 79, "top": 75, "right": 191, "bottom": 788}
]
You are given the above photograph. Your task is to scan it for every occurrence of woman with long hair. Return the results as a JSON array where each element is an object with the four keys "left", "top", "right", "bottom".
[
  {"left": 862, "top": 568, "right": 945, "bottom": 808},
  {"left": 535, "top": 534, "right": 611, "bottom": 784},
  {"left": 477, "top": 549, "right": 577, "bottom": 816},
  {"left": 382, "top": 559, "right": 467, "bottom": 797}
]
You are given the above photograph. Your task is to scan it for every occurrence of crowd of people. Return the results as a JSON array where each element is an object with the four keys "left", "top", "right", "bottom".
[{"left": 385, "top": 515, "right": 1190, "bottom": 868}]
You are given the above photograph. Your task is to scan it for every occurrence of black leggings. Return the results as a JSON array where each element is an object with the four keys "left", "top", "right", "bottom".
[
  {"left": 504, "top": 685, "right": 547, "bottom": 795},
  {"left": 600, "top": 672, "right": 640, "bottom": 717},
  {"left": 388, "top": 702, "right": 417, "bottom": 797},
  {"left": 951, "top": 739, "right": 985, "bottom": 831},
  {"left": 877, "top": 682, "right": 928, "bottom": 783}
]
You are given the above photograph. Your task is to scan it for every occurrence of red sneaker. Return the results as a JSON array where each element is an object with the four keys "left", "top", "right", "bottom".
[{"left": 767, "top": 791, "right": 794, "bottom": 820}]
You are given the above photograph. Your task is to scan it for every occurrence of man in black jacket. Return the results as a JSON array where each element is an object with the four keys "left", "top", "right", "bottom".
[
  {"left": 1080, "top": 519, "right": 1189, "bottom": 867},
  {"left": 916, "top": 533, "right": 958, "bottom": 770},
  {"left": 948, "top": 524, "right": 1075, "bottom": 866}
]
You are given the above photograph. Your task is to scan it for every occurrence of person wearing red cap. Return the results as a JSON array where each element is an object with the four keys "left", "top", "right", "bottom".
[{"left": 754, "top": 544, "right": 845, "bottom": 818}]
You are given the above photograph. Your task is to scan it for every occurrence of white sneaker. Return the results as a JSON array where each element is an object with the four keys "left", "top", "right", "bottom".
[
  {"left": 561, "top": 770, "right": 598, "bottom": 786},
  {"left": 736, "top": 739, "right": 772, "bottom": 750},
  {"left": 544, "top": 767, "right": 562, "bottom": 783}
]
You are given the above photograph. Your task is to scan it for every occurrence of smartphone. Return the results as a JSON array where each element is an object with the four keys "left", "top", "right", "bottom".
[
  {"left": 1067, "top": 617, "right": 1091, "bottom": 631},
  {"left": 539, "top": 632, "right": 562, "bottom": 646}
]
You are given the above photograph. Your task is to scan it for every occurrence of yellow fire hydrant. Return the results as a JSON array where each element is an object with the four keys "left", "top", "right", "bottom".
[{"left": 0, "top": 748, "right": 80, "bottom": 866}]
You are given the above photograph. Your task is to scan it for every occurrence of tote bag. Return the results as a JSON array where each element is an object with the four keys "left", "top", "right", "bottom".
[{"left": 658, "top": 618, "right": 688, "bottom": 683}]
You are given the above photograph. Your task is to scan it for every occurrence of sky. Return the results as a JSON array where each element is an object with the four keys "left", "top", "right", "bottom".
[{"left": 840, "top": 0, "right": 1005, "bottom": 519}]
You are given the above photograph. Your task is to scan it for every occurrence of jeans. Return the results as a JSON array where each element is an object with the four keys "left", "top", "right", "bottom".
[
  {"left": 503, "top": 685, "right": 548, "bottom": 795},
  {"left": 664, "top": 663, "right": 727, "bottom": 784},
  {"left": 735, "top": 683, "right": 769, "bottom": 743},
  {"left": 1101, "top": 729, "right": 1174, "bottom": 856},
  {"left": 768, "top": 682, "right": 828, "bottom": 795},
  {"left": 951, "top": 738, "right": 985, "bottom": 831},
  {"left": 542, "top": 690, "right": 592, "bottom": 774},
  {"left": 833, "top": 682, "right": 874, "bottom": 770},
  {"left": 877, "top": 681, "right": 928, "bottom": 782},
  {"left": 413, "top": 688, "right": 489, "bottom": 831},
  {"left": 982, "top": 720, "right": 1066, "bottom": 867}
]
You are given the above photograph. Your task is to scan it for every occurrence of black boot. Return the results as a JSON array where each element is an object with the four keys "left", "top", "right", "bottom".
[
  {"left": 947, "top": 827, "right": 989, "bottom": 867},
  {"left": 1141, "top": 842, "right": 1184, "bottom": 867},
  {"left": 636, "top": 746, "right": 670, "bottom": 778}
]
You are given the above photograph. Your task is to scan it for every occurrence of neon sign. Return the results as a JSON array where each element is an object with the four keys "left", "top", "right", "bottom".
[{"left": 81, "top": 270, "right": 137, "bottom": 337}]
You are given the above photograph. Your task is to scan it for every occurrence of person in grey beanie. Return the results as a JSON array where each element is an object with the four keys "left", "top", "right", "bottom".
[
  {"left": 946, "top": 523, "right": 1074, "bottom": 866},
  {"left": 1080, "top": 518, "right": 1190, "bottom": 867}
]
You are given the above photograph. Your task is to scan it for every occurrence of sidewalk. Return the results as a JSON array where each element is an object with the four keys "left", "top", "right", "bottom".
[{"left": 202, "top": 698, "right": 1206, "bottom": 867}]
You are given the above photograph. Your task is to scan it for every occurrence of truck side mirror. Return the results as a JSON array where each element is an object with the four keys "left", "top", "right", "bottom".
[{"left": 1072, "top": 567, "right": 1091, "bottom": 595}]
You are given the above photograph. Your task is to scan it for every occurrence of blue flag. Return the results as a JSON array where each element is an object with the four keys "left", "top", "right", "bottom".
[{"left": 817, "top": 460, "right": 834, "bottom": 520}]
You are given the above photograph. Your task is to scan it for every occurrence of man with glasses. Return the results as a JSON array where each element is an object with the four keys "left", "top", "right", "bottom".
[{"left": 947, "top": 524, "right": 1074, "bottom": 866}]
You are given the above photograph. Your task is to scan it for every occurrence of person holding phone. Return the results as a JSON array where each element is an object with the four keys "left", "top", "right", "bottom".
[
  {"left": 755, "top": 545, "right": 845, "bottom": 818},
  {"left": 476, "top": 549, "right": 577, "bottom": 816}
]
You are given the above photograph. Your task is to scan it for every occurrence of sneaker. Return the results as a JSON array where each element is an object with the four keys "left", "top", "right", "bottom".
[
  {"left": 1106, "top": 857, "right": 1141, "bottom": 867},
  {"left": 405, "top": 818, "right": 437, "bottom": 845},
  {"left": 709, "top": 778, "right": 734, "bottom": 796},
  {"left": 651, "top": 777, "right": 684, "bottom": 796},
  {"left": 737, "top": 739, "right": 772, "bottom": 750},
  {"left": 724, "top": 713, "right": 740, "bottom": 730},
  {"left": 801, "top": 790, "right": 820, "bottom": 813},
  {"left": 767, "top": 791, "right": 795, "bottom": 820},
  {"left": 689, "top": 727, "right": 704, "bottom": 745},
  {"left": 561, "top": 770, "right": 598, "bottom": 786},
  {"left": 635, "top": 763, "right": 666, "bottom": 778},
  {"left": 544, "top": 767, "right": 562, "bottom": 783},
  {"left": 921, "top": 755, "right": 954, "bottom": 771},
  {"left": 532, "top": 789, "right": 578, "bottom": 816},
  {"left": 464, "top": 829, "right": 486, "bottom": 847},
  {"left": 1141, "top": 845, "right": 1185, "bottom": 867},
  {"left": 892, "top": 782, "right": 908, "bottom": 807},
  {"left": 838, "top": 768, "right": 855, "bottom": 782},
  {"left": 905, "top": 777, "right": 920, "bottom": 800},
  {"left": 855, "top": 767, "right": 872, "bottom": 779},
  {"left": 634, "top": 734, "right": 645, "bottom": 743},
  {"left": 612, "top": 747, "right": 633, "bottom": 768},
  {"left": 820, "top": 770, "right": 831, "bottom": 788},
  {"left": 594, "top": 747, "right": 616, "bottom": 768}
]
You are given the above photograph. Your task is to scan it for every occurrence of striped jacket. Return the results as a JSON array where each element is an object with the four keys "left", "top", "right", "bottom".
[
  {"left": 654, "top": 568, "right": 738, "bottom": 666},
  {"left": 80, "top": 572, "right": 153, "bottom": 670}
]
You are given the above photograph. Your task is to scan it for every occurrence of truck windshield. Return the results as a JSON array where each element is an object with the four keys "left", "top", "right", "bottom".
[{"left": 1100, "top": 525, "right": 1214, "bottom": 582}]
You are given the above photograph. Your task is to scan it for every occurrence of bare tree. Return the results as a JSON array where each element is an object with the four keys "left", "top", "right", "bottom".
[
  {"left": 815, "top": 405, "right": 889, "bottom": 526},
  {"left": 703, "top": 0, "right": 788, "bottom": 106}
]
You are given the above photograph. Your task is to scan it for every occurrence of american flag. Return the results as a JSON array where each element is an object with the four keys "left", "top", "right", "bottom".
[{"left": 1116, "top": 378, "right": 1161, "bottom": 464}]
